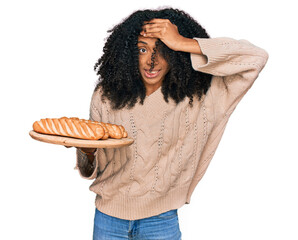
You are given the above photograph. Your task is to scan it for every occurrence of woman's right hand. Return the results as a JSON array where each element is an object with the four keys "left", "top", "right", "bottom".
[
  {"left": 78, "top": 148, "right": 97, "bottom": 154},
  {"left": 76, "top": 147, "right": 97, "bottom": 164}
]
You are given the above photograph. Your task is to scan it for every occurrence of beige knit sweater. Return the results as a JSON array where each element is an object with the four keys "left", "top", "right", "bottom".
[{"left": 76, "top": 37, "right": 268, "bottom": 220}]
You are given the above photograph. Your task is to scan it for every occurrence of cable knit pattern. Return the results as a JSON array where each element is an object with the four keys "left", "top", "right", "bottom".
[{"left": 76, "top": 37, "right": 268, "bottom": 220}]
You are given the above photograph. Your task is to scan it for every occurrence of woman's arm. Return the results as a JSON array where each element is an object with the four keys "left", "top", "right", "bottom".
[
  {"left": 75, "top": 91, "right": 102, "bottom": 179},
  {"left": 191, "top": 37, "right": 268, "bottom": 118},
  {"left": 141, "top": 18, "right": 269, "bottom": 117}
]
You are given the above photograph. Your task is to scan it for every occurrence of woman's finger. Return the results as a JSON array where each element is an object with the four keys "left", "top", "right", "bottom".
[
  {"left": 144, "top": 18, "right": 171, "bottom": 24},
  {"left": 140, "top": 30, "right": 159, "bottom": 38},
  {"left": 141, "top": 28, "right": 166, "bottom": 38},
  {"left": 142, "top": 26, "right": 164, "bottom": 34},
  {"left": 143, "top": 23, "right": 164, "bottom": 32}
]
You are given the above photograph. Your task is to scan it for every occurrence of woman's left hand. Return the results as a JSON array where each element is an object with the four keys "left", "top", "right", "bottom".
[{"left": 140, "top": 19, "right": 186, "bottom": 51}]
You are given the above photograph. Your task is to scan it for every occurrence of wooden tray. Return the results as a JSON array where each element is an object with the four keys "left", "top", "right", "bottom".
[{"left": 29, "top": 130, "right": 134, "bottom": 148}]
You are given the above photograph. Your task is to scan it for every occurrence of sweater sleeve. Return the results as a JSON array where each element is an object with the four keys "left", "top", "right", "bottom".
[
  {"left": 186, "top": 38, "right": 268, "bottom": 202},
  {"left": 191, "top": 37, "right": 269, "bottom": 119},
  {"left": 186, "top": 38, "right": 268, "bottom": 203},
  {"left": 75, "top": 89, "right": 102, "bottom": 180}
]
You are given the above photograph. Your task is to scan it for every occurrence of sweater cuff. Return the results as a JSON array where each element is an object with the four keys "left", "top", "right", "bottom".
[{"left": 190, "top": 37, "right": 231, "bottom": 71}]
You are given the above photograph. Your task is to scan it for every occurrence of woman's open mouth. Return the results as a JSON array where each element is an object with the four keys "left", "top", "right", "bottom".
[{"left": 144, "top": 69, "right": 161, "bottom": 78}]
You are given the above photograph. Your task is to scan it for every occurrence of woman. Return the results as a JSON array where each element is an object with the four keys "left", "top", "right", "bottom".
[{"left": 75, "top": 8, "right": 268, "bottom": 240}]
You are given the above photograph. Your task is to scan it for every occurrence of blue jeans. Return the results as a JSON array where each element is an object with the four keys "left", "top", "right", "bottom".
[{"left": 93, "top": 208, "right": 182, "bottom": 240}]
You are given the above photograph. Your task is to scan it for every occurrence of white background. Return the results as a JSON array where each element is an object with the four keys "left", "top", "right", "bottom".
[{"left": 1, "top": 0, "right": 297, "bottom": 239}]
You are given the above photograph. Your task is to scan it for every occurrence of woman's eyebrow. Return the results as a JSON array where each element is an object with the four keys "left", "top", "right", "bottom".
[{"left": 137, "top": 41, "right": 148, "bottom": 45}]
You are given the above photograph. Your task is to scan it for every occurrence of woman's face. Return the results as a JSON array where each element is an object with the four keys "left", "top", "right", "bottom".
[{"left": 137, "top": 36, "right": 170, "bottom": 95}]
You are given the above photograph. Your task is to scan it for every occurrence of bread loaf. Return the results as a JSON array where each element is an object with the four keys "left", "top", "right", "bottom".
[{"left": 33, "top": 117, "right": 128, "bottom": 140}]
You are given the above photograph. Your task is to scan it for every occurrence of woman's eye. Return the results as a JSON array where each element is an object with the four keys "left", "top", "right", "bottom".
[{"left": 139, "top": 48, "right": 147, "bottom": 54}]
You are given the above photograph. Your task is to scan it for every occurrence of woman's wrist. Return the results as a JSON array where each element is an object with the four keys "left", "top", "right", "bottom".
[{"left": 177, "top": 37, "right": 202, "bottom": 54}]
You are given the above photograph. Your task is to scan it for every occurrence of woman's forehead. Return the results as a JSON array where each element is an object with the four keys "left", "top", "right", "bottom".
[{"left": 137, "top": 36, "right": 158, "bottom": 46}]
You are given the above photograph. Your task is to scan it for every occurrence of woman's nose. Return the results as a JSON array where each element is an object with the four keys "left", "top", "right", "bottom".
[{"left": 146, "top": 53, "right": 159, "bottom": 67}]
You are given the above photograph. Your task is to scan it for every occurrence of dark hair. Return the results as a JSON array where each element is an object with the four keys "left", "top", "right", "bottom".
[{"left": 94, "top": 8, "right": 212, "bottom": 109}]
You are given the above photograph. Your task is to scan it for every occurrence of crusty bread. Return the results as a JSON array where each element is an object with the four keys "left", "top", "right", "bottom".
[
  {"left": 101, "top": 122, "right": 122, "bottom": 139},
  {"left": 33, "top": 117, "right": 128, "bottom": 140}
]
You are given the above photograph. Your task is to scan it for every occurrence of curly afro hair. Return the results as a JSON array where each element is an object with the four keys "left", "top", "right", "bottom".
[{"left": 94, "top": 8, "right": 212, "bottom": 109}]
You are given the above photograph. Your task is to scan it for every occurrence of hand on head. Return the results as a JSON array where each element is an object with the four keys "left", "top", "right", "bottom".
[{"left": 140, "top": 19, "right": 185, "bottom": 51}]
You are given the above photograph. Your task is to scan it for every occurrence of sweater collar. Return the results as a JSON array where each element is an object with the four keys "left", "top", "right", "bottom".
[
  {"left": 132, "top": 86, "right": 176, "bottom": 120},
  {"left": 145, "top": 86, "right": 162, "bottom": 98}
]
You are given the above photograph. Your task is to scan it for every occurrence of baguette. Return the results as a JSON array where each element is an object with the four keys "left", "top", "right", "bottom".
[
  {"left": 32, "top": 117, "right": 128, "bottom": 140},
  {"left": 33, "top": 117, "right": 105, "bottom": 140},
  {"left": 73, "top": 118, "right": 127, "bottom": 139},
  {"left": 101, "top": 122, "right": 122, "bottom": 139}
]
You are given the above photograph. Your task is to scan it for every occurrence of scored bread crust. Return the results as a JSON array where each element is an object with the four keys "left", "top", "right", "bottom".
[
  {"left": 101, "top": 122, "right": 122, "bottom": 139},
  {"left": 33, "top": 117, "right": 128, "bottom": 140}
]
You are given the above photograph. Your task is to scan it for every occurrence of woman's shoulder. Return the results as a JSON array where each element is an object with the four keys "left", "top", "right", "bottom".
[
  {"left": 91, "top": 86, "right": 116, "bottom": 113},
  {"left": 93, "top": 85, "right": 113, "bottom": 104}
]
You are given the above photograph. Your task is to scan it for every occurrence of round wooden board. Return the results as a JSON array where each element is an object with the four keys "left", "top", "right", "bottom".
[{"left": 29, "top": 130, "right": 134, "bottom": 148}]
